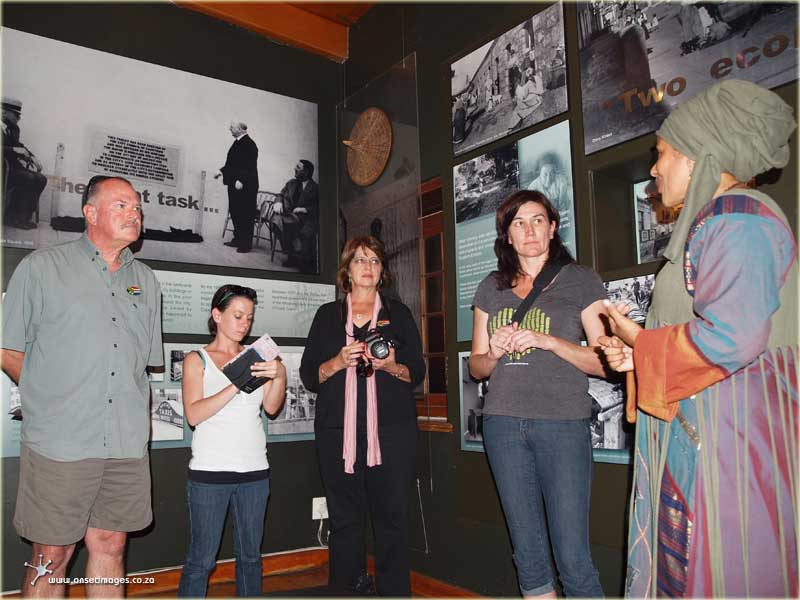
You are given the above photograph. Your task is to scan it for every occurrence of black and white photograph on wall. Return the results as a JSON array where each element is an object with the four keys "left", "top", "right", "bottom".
[
  {"left": 2, "top": 371, "right": 22, "bottom": 458},
  {"left": 577, "top": 2, "right": 798, "bottom": 154},
  {"left": 588, "top": 373, "right": 632, "bottom": 461},
  {"left": 634, "top": 178, "right": 676, "bottom": 263},
  {"left": 150, "top": 387, "right": 184, "bottom": 443},
  {"left": 450, "top": 1, "right": 568, "bottom": 156},
  {"left": 2, "top": 27, "right": 320, "bottom": 273},
  {"left": 170, "top": 350, "right": 186, "bottom": 383},
  {"left": 454, "top": 143, "right": 519, "bottom": 224},
  {"left": 266, "top": 348, "right": 315, "bottom": 441},
  {"left": 459, "top": 352, "right": 488, "bottom": 452},
  {"left": 161, "top": 343, "right": 203, "bottom": 384},
  {"left": 517, "top": 119, "right": 576, "bottom": 258},
  {"left": 604, "top": 274, "right": 655, "bottom": 325}
]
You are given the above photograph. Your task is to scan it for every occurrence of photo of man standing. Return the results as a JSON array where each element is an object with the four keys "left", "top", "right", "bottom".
[{"left": 216, "top": 121, "right": 258, "bottom": 254}]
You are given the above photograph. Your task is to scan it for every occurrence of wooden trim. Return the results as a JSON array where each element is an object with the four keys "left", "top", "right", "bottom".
[
  {"left": 175, "top": 2, "right": 349, "bottom": 62},
  {"left": 420, "top": 211, "right": 444, "bottom": 237},
  {"left": 368, "top": 557, "right": 480, "bottom": 597},
  {"left": 418, "top": 420, "right": 454, "bottom": 433},
  {"left": 419, "top": 176, "right": 442, "bottom": 196},
  {"left": 410, "top": 569, "right": 482, "bottom": 597}
]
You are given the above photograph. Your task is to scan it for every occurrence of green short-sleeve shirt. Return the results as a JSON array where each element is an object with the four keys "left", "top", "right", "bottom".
[{"left": 2, "top": 235, "right": 163, "bottom": 460}]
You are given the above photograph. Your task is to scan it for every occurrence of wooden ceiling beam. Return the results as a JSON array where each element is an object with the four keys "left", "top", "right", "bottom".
[{"left": 176, "top": 1, "right": 349, "bottom": 62}]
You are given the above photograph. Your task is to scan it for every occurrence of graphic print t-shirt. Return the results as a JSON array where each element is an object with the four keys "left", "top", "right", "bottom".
[{"left": 472, "top": 264, "right": 606, "bottom": 419}]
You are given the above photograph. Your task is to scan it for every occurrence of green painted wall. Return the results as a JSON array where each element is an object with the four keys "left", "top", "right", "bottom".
[{"left": 2, "top": 2, "right": 795, "bottom": 596}]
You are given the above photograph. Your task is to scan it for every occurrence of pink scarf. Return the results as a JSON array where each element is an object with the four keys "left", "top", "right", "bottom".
[{"left": 343, "top": 293, "right": 383, "bottom": 474}]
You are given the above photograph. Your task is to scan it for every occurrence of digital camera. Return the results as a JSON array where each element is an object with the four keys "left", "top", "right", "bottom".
[
  {"left": 355, "top": 329, "right": 395, "bottom": 378},
  {"left": 363, "top": 329, "right": 393, "bottom": 360}
]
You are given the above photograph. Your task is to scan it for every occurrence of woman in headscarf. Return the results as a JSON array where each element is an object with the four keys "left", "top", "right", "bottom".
[{"left": 600, "top": 80, "right": 798, "bottom": 597}]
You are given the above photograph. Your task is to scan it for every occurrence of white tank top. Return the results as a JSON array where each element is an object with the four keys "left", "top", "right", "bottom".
[{"left": 188, "top": 348, "right": 269, "bottom": 472}]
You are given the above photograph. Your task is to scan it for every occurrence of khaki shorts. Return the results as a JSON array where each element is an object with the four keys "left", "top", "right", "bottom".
[{"left": 14, "top": 444, "right": 152, "bottom": 546}]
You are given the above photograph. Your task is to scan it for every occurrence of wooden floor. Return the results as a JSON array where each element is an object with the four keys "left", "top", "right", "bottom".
[
  {"left": 2, "top": 549, "right": 481, "bottom": 598},
  {"left": 141, "top": 563, "right": 331, "bottom": 597}
]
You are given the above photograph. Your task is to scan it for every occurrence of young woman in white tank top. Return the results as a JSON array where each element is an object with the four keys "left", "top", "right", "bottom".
[{"left": 178, "top": 284, "right": 286, "bottom": 597}]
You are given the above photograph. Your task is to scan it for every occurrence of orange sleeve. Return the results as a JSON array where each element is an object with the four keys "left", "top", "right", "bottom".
[{"left": 632, "top": 324, "right": 728, "bottom": 422}]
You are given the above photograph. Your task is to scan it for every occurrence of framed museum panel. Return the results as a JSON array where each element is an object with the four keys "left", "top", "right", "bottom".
[
  {"left": 2, "top": 27, "right": 320, "bottom": 273},
  {"left": 518, "top": 120, "right": 576, "bottom": 259},
  {"left": 265, "top": 346, "right": 316, "bottom": 442},
  {"left": 588, "top": 373, "right": 632, "bottom": 464},
  {"left": 450, "top": 1, "right": 567, "bottom": 156},
  {"left": 604, "top": 274, "right": 655, "bottom": 325},
  {"left": 150, "top": 386, "right": 185, "bottom": 444},
  {"left": 453, "top": 119, "right": 574, "bottom": 342},
  {"left": 577, "top": 2, "right": 798, "bottom": 154},
  {"left": 2, "top": 372, "right": 22, "bottom": 458},
  {"left": 458, "top": 350, "right": 631, "bottom": 462},
  {"left": 458, "top": 351, "right": 486, "bottom": 452},
  {"left": 155, "top": 270, "right": 334, "bottom": 337},
  {"left": 453, "top": 141, "right": 519, "bottom": 341},
  {"left": 633, "top": 179, "right": 676, "bottom": 264}
]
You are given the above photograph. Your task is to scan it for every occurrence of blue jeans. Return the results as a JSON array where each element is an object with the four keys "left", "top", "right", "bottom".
[
  {"left": 482, "top": 416, "right": 603, "bottom": 597},
  {"left": 178, "top": 477, "right": 270, "bottom": 597}
]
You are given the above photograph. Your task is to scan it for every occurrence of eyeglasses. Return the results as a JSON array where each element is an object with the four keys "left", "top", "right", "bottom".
[{"left": 352, "top": 256, "right": 381, "bottom": 267}]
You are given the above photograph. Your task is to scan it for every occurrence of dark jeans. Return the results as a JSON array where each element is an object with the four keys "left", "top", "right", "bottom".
[
  {"left": 482, "top": 415, "right": 603, "bottom": 597},
  {"left": 316, "top": 425, "right": 417, "bottom": 596},
  {"left": 178, "top": 477, "right": 269, "bottom": 597}
]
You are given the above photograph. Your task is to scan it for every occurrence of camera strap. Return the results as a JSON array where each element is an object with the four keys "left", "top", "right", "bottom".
[{"left": 512, "top": 259, "right": 568, "bottom": 325}]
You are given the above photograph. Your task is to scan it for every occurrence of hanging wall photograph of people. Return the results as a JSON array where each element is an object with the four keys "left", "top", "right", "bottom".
[
  {"left": 458, "top": 352, "right": 489, "bottom": 451},
  {"left": 265, "top": 348, "right": 316, "bottom": 439},
  {"left": 452, "top": 142, "right": 520, "bottom": 342},
  {"left": 517, "top": 119, "right": 575, "bottom": 258},
  {"left": 453, "top": 119, "right": 571, "bottom": 341},
  {"left": 454, "top": 143, "right": 519, "bottom": 224},
  {"left": 2, "top": 28, "right": 320, "bottom": 273},
  {"left": 450, "top": 1, "right": 567, "bottom": 156},
  {"left": 578, "top": 1, "right": 798, "bottom": 154},
  {"left": 603, "top": 274, "right": 655, "bottom": 324},
  {"left": 633, "top": 178, "right": 678, "bottom": 263},
  {"left": 587, "top": 374, "right": 631, "bottom": 457}
]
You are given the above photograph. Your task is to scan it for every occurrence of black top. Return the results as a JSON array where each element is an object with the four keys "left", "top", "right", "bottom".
[{"left": 300, "top": 297, "right": 426, "bottom": 431}]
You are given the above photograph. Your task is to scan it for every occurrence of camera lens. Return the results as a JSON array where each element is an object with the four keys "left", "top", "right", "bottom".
[
  {"left": 356, "top": 356, "right": 374, "bottom": 378},
  {"left": 370, "top": 340, "right": 390, "bottom": 360}
]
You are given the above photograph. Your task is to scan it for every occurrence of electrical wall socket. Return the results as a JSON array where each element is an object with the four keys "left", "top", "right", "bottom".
[{"left": 312, "top": 496, "right": 328, "bottom": 520}]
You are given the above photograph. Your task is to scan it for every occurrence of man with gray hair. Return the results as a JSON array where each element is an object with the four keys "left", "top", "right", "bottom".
[
  {"left": 2, "top": 175, "right": 163, "bottom": 596},
  {"left": 215, "top": 121, "right": 259, "bottom": 254}
]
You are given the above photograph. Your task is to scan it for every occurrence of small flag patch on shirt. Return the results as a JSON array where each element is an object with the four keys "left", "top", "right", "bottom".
[
  {"left": 377, "top": 320, "right": 390, "bottom": 327},
  {"left": 127, "top": 285, "right": 141, "bottom": 296}
]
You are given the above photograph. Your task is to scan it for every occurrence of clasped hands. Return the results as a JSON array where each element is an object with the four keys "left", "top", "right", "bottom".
[
  {"left": 597, "top": 300, "right": 642, "bottom": 373},
  {"left": 335, "top": 341, "right": 399, "bottom": 372},
  {"left": 488, "top": 322, "right": 555, "bottom": 359}
]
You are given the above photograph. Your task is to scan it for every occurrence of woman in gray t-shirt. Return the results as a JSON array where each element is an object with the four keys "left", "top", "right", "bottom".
[{"left": 470, "top": 190, "right": 607, "bottom": 598}]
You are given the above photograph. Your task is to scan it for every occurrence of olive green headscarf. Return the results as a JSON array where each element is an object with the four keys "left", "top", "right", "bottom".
[
  {"left": 647, "top": 79, "right": 797, "bottom": 336},
  {"left": 658, "top": 79, "right": 795, "bottom": 264}
]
